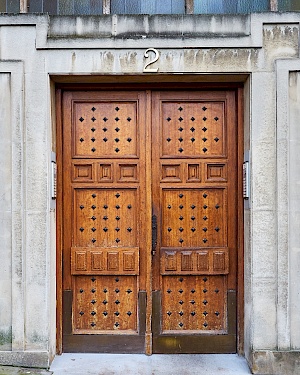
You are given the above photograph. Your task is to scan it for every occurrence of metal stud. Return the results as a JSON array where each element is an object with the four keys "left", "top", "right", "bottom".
[
  {"left": 167, "top": 289, "right": 172, "bottom": 293},
  {"left": 92, "top": 205, "right": 96, "bottom": 209},
  {"left": 203, "top": 300, "right": 208, "bottom": 305},
  {"left": 91, "top": 147, "right": 96, "bottom": 152},
  {"left": 179, "top": 277, "right": 184, "bottom": 282},
  {"left": 115, "top": 300, "right": 120, "bottom": 304},
  {"left": 191, "top": 137, "right": 195, "bottom": 142},
  {"left": 179, "top": 238, "right": 184, "bottom": 243},
  {"left": 115, "top": 278, "right": 119, "bottom": 282},
  {"left": 203, "top": 311, "right": 208, "bottom": 316},
  {"left": 91, "top": 216, "right": 97, "bottom": 221},
  {"left": 102, "top": 300, "right": 108, "bottom": 305},
  {"left": 91, "top": 277, "right": 96, "bottom": 282},
  {"left": 91, "top": 117, "right": 96, "bottom": 122},
  {"left": 178, "top": 137, "right": 183, "bottom": 142},
  {"left": 168, "top": 205, "right": 172, "bottom": 209},
  {"left": 179, "top": 227, "right": 184, "bottom": 232},
  {"left": 114, "top": 311, "right": 120, "bottom": 316},
  {"left": 79, "top": 311, "right": 84, "bottom": 315},
  {"left": 167, "top": 117, "right": 171, "bottom": 122},
  {"left": 115, "top": 117, "right": 120, "bottom": 122},
  {"left": 127, "top": 311, "right": 132, "bottom": 316},
  {"left": 103, "top": 117, "right": 108, "bottom": 122},
  {"left": 179, "top": 300, "right": 184, "bottom": 305},
  {"left": 191, "top": 311, "right": 196, "bottom": 316},
  {"left": 91, "top": 107, "right": 96, "bottom": 112},
  {"left": 202, "top": 106, "right": 207, "bottom": 111},
  {"left": 91, "top": 127, "right": 96, "bottom": 132},
  {"left": 179, "top": 216, "right": 184, "bottom": 220},
  {"left": 178, "top": 148, "right": 184, "bottom": 153},
  {"left": 191, "top": 289, "right": 196, "bottom": 293},
  {"left": 115, "top": 127, "right": 120, "bottom": 132},
  {"left": 115, "top": 148, "right": 120, "bottom": 152},
  {"left": 178, "top": 107, "right": 183, "bottom": 111},
  {"left": 103, "top": 127, "right": 108, "bottom": 132},
  {"left": 191, "top": 204, "right": 196, "bottom": 209},
  {"left": 103, "top": 137, "right": 108, "bottom": 142},
  {"left": 103, "top": 216, "right": 108, "bottom": 220},
  {"left": 215, "top": 311, "right": 220, "bottom": 316},
  {"left": 91, "top": 322, "right": 96, "bottom": 327},
  {"left": 167, "top": 311, "right": 172, "bottom": 316},
  {"left": 178, "top": 289, "right": 183, "bottom": 294},
  {"left": 203, "top": 205, "right": 208, "bottom": 209},
  {"left": 79, "top": 289, "right": 84, "bottom": 293},
  {"left": 166, "top": 138, "right": 171, "bottom": 142},
  {"left": 103, "top": 288, "right": 108, "bottom": 293},
  {"left": 103, "top": 205, "right": 108, "bottom": 209},
  {"left": 215, "top": 289, "right": 219, "bottom": 293},
  {"left": 114, "top": 322, "right": 120, "bottom": 327},
  {"left": 214, "top": 137, "right": 219, "bottom": 142},
  {"left": 127, "top": 227, "right": 132, "bottom": 232},
  {"left": 178, "top": 127, "right": 183, "bottom": 132},
  {"left": 115, "top": 238, "right": 120, "bottom": 243},
  {"left": 92, "top": 194, "right": 96, "bottom": 198},
  {"left": 202, "top": 137, "right": 207, "bottom": 142},
  {"left": 203, "top": 289, "right": 207, "bottom": 293},
  {"left": 191, "top": 216, "right": 195, "bottom": 220},
  {"left": 79, "top": 117, "right": 84, "bottom": 122},
  {"left": 103, "top": 227, "right": 108, "bottom": 232},
  {"left": 191, "top": 227, "right": 196, "bottom": 232},
  {"left": 127, "top": 138, "right": 132, "bottom": 142},
  {"left": 203, "top": 216, "right": 208, "bottom": 221},
  {"left": 215, "top": 227, "right": 220, "bottom": 232},
  {"left": 92, "top": 238, "right": 96, "bottom": 243},
  {"left": 179, "top": 194, "right": 184, "bottom": 198},
  {"left": 115, "top": 138, "right": 120, "bottom": 143},
  {"left": 179, "top": 322, "right": 184, "bottom": 327},
  {"left": 203, "top": 117, "right": 207, "bottom": 121},
  {"left": 116, "top": 205, "right": 120, "bottom": 209},
  {"left": 202, "top": 127, "right": 207, "bottom": 132},
  {"left": 91, "top": 137, "right": 96, "bottom": 142},
  {"left": 115, "top": 227, "right": 120, "bottom": 232},
  {"left": 190, "top": 300, "right": 195, "bottom": 305},
  {"left": 191, "top": 117, "right": 195, "bottom": 121},
  {"left": 127, "top": 205, "right": 132, "bottom": 209},
  {"left": 190, "top": 127, "right": 195, "bottom": 132},
  {"left": 126, "top": 289, "right": 132, "bottom": 294},
  {"left": 178, "top": 117, "right": 183, "bottom": 122},
  {"left": 91, "top": 311, "right": 96, "bottom": 316},
  {"left": 203, "top": 277, "right": 208, "bottom": 282},
  {"left": 115, "top": 107, "right": 120, "bottom": 111},
  {"left": 215, "top": 204, "right": 220, "bottom": 209},
  {"left": 168, "top": 227, "right": 172, "bottom": 232},
  {"left": 203, "top": 322, "right": 208, "bottom": 327},
  {"left": 179, "top": 311, "right": 184, "bottom": 316},
  {"left": 80, "top": 227, "right": 84, "bottom": 232},
  {"left": 103, "top": 311, "right": 108, "bottom": 316},
  {"left": 179, "top": 205, "right": 184, "bottom": 209},
  {"left": 214, "top": 117, "right": 219, "bottom": 121},
  {"left": 203, "top": 193, "right": 208, "bottom": 198},
  {"left": 203, "top": 227, "right": 207, "bottom": 232},
  {"left": 80, "top": 205, "right": 84, "bottom": 209},
  {"left": 80, "top": 138, "right": 84, "bottom": 142},
  {"left": 127, "top": 117, "right": 131, "bottom": 122},
  {"left": 203, "top": 147, "right": 208, "bottom": 153},
  {"left": 115, "top": 288, "right": 120, "bottom": 293},
  {"left": 91, "top": 299, "right": 97, "bottom": 304}
]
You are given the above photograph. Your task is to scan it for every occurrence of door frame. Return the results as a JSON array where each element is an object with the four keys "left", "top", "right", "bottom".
[{"left": 55, "top": 80, "right": 244, "bottom": 355}]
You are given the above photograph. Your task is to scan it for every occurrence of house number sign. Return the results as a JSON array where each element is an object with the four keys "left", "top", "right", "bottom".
[{"left": 143, "top": 48, "right": 160, "bottom": 73}]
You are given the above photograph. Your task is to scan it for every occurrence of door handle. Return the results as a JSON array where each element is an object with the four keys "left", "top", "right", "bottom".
[{"left": 152, "top": 214, "right": 157, "bottom": 256}]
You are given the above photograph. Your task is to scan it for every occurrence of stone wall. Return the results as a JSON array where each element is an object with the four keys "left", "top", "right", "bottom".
[{"left": 0, "top": 12, "right": 299, "bottom": 374}]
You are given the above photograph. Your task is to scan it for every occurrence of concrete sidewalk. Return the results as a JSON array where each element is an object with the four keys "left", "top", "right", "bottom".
[{"left": 50, "top": 354, "right": 252, "bottom": 375}]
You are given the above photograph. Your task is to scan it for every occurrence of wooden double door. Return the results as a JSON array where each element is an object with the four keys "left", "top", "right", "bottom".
[{"left": 60, "top": 88, "right": 240, "bottom": 353}]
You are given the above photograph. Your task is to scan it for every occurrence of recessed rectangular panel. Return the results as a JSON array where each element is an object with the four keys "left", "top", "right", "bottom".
[
  {"left": 162, "top": 189, "right": 227, "bottom": 248},
  {"left": 74, "top": 250, "right": 87, "bottom": 271},
  {"left": 197, "top": 251, "right": 209, "bottom": 271},
  {"left": 161, "top": 102, "right": 225, "bottom": 158},
  {"left": 107, "top": 252, "right": 119, "bottom": 271},
  {"left": 91, "top": 251, "right": 105, "bottom": 271},
  {"left": 161, "top": 164, "right": 181, "bottom": 182},
  {"left": 118, "top": 163, "right": 138, "bottom": 182},
  {"left": 74, "top": 101, "right": 138, "bottom": 158},
  {"left": 206, "top": 163, "right": 227, "bottom": 182},
  {"left": 187, "top": 164, "right": 201, "bottom": 182},
  {"left": 98, "top": 163, "right": 113, "bottom": 182},
  {"left": 73, "top": 163, "right": 93, "bottom": 182}
]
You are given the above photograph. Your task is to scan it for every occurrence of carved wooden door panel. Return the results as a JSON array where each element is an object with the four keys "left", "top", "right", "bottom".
[
  {"left": 62, "top": 91, "right": 148, "bottom": 352},
  {"left": 151, "top": 91, "right": 238, "bottom": 353}
]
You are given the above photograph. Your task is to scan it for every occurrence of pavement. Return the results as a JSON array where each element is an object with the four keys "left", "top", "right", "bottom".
[{"left": 0, "top": 354, "right": 252, "bottom": 375}]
